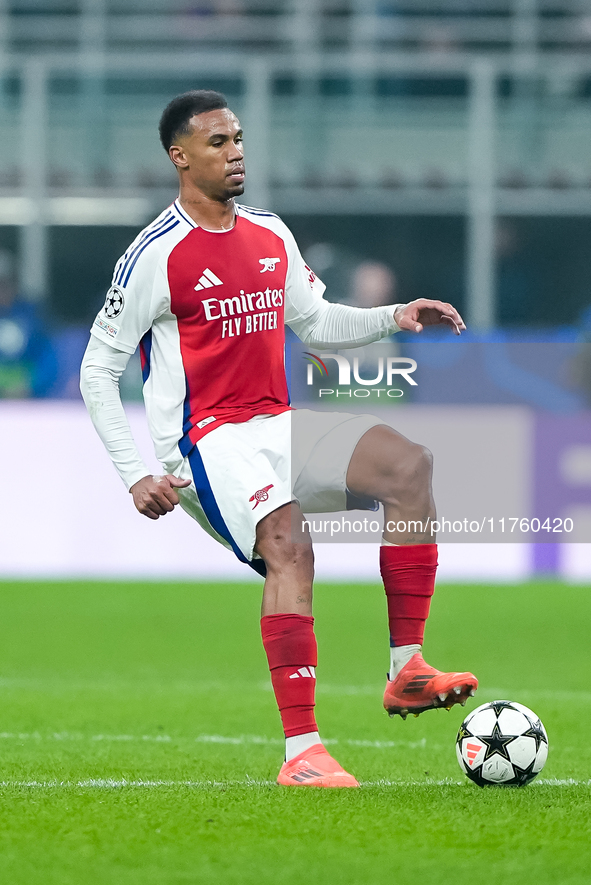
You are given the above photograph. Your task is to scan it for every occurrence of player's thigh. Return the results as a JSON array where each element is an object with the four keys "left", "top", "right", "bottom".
[
  {"left": 346, "top": 423, "right": 433, "bottom": 500},
  {"left": 292, "top": 409, "right": 386, "bottom": 513}
]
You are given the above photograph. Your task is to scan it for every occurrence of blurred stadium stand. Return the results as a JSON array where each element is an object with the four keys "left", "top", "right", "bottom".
[{"left": 2, "top": 1, "right": 591, "bottom": 396}]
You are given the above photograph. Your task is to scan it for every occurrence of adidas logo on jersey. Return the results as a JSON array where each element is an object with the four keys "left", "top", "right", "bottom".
[
  {"left": 195, "top": 268, "right": 223, "bottom": 291},
  {"left": 289, "top": 667, "right": 316, "bottom": 679}
]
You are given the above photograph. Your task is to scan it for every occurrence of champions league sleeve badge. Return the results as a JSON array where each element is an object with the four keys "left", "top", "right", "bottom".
[{"left": 103, "top": 286, "right": 125, "bottom": 319}]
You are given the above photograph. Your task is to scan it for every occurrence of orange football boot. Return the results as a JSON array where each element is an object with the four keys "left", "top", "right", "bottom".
[
  {"left": 277, "top": 743, "right": 360, "bottom": 788},
  {"left": 384, "top": 652, "right": 478, "bottom": 719}
]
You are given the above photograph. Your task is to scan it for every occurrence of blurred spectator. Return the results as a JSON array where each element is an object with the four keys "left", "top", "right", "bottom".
[
  {"left": 304, "top": 242, "right": 360, "bottom": 305},
  {"left": 0, "top": 251, "right": 58, "bottom": 398},
  {"left": 350, "top": 261, "right": 396, "bottom": 308},
  {"left": 304, "top": 244, "right": 398, "bottom": 311},
  {"left": 421, "top": 24, "right": 459, "bottom": 56}
]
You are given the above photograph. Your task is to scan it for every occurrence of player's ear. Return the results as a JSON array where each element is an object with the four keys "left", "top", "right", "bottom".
[{"left": 169, "top": 145, "right": 188, "bottom": 169}]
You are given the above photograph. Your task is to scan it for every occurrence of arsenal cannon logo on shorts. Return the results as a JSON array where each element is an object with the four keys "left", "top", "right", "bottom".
[{"left": 249, "top": 484, "right": 274, "bottom": 509}]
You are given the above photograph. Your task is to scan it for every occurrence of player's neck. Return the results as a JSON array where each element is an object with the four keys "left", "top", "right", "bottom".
[{"left": 177, "top": 188, "right": 236, "bottom": 232}]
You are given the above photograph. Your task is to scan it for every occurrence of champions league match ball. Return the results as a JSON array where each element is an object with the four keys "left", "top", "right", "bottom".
[{"left": 456, "top": 700, "right": 548, "bottom": 787}]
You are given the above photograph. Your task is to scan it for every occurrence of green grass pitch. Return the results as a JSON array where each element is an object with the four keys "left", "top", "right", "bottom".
[{"left": 0, "top": 577, "right": 589, "bottom": 884}]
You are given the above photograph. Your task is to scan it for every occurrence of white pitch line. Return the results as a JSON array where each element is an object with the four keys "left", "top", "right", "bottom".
[
  {"left": 0, "top": 732, "right": 430, "bottom": 750},
  {"left": 195, "top": 734, "right": 283, "bottom": 746},
  {"left": 535, "top": 778, "right": 591, "bottom": 786},
  {"left": 0, "top": 779, "right": 274, "bottom": 789},
  {"left": 5, "top": 732, "right": 590, "bottom": 758},
  {"left": 0, "top": 778, "right": 588, "bottom": 789},
  {"left": 0, "top": 779, "right": 449, "bottom": 789},
  {"left": 195, "top": 734, "right": 429, "bottom": 750}
]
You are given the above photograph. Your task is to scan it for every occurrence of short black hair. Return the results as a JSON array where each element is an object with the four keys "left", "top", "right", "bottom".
[{"left": 158, "top": 90, "right": 229, "bottom": 152}]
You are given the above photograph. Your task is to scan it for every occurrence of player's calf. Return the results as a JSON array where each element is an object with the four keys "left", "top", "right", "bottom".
[{"left": 379, "top": 544, "right": 478, "bottom": 719}]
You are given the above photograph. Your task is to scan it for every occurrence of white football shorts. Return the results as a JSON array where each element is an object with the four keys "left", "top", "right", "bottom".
[{"left": 166, "top": 409, "right": 385, "bottom": 574}]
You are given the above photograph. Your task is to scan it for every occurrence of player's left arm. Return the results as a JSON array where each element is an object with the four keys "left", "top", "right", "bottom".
[
  {"left": 287, "top": 293, "right": 466, "bottom": 349},
  {"left": 288, "top": 298, "right": 401, "bottom": 348},
  {"left": 280, "top": 225, "right": 464, "bottom": 346}
]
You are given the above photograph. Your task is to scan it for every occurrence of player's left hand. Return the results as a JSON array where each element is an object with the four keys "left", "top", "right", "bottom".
[{"left": 394, "top": 299, "right": 466, "bottom": 336}]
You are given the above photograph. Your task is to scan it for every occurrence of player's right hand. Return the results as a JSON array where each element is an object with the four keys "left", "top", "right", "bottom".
[{"left": 130, "top": 474, "right": 192, "bottom": 520}]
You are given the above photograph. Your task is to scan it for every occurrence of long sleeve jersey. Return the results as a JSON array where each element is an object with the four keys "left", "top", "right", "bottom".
[{"left": 81, "top": 199, "right": 404, "bottom": 489}]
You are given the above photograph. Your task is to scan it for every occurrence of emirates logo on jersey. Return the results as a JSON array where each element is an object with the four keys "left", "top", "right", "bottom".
[{"left": 249, "top": 484, "right": 274, "bottom": 509}]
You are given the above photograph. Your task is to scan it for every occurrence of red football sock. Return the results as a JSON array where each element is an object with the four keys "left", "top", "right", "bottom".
[
  {"left": 261, "top": 613, "right": 318, "bottom": 738},
  {"left": 380, "top": 544, "right": 438, "bottom": 647}
]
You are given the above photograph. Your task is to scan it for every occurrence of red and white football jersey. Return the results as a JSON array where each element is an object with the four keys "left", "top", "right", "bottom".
[{"left": 90, "top": 200, "right": 326, "bottom": 465}]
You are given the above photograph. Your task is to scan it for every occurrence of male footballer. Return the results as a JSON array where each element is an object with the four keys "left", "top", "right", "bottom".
[{"left": 80, "top": 90, "right": 477, "bottom": 788}]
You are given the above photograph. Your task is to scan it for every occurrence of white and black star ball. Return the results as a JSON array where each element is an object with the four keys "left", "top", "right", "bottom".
[
  {"left": 103, "top": 286, "right": 125, "bottom": 319},
  {"left": 456, "top": 700, "right": 548, "bottom": 787}
]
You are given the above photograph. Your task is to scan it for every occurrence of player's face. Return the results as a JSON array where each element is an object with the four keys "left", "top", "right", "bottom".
[{"left": 170, "top": 108, "right": 245, "bottom": 200}]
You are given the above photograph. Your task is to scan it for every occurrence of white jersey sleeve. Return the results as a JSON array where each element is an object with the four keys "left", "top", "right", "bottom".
[
  {"left": 80, "top": 337, "right": 150, "bottom": 490},
  {"left": 281, "top": 224, "right": 404, "bottom": 347},
  {"left": 90, "top": 226, "right": 171, "bottom": 355}
]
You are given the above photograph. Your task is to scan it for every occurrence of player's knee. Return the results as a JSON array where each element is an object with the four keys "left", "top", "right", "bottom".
[
  {"left": 403, "top": 442, "right": 432, "bottom": 484},
  {"left": 415, "top": 443, "right": 433, "bottom": 476},
  {"left": 262, "top": 533, "right": 314, "bottom": 576},
  {"left": 255, "top": 507, "right": 314, "bottom": 575},
  {"left": 387, "top": 442, "right": 433, "bottom": 498}
]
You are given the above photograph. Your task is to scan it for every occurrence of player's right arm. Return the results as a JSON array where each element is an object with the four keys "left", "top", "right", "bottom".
[{"left": 80, "top": 225, "right": 190, "bottom": 519}]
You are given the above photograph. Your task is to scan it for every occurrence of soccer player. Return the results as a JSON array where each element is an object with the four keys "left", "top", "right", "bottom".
[{"left": 80, "top": 90, "right": 477, "bottom": 789}]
